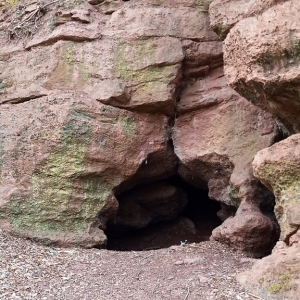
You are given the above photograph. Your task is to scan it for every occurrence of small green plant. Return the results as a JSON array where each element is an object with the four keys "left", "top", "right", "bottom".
[
  {"left": 65, "top": 46, "right": 74, "bottom": 65},
  {"left": 6, "top": 0, "right": 18, "bottom": 6},
  {"left": 268, "top": 272, "right": 291, "bottom": 294},
  {"left": 180, "top": 240, "right": 188, "bottom": 246},
  {"left": 49, "top": 15, "right": 57, "bottom": 31}
]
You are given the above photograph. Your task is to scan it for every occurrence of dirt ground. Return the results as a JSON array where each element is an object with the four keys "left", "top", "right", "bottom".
[{"left": 0, "top": 228, "right": 266, "bottom": 300}]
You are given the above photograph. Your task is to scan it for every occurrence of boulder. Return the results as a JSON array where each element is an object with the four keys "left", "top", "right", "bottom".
[
  {"left": 253, "top": 133, "right": 300, "bottom": 243},
  {"left": 0, "top": 94, "right": 171, "bottom": 247},
  {"left": 211, "top": 201, "right": 278, "bottom": 257},
  {"left": 222, "top": 0, "right": 300, "bottom": 133},
  {"left": 209, "top": 0, "right": 283, "bottom": 39}
]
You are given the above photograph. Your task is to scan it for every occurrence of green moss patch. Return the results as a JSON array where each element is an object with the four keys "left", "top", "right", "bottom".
[
  {"left": 5, "top": 109, "right": 112, "bottom": 236},
  {"left": 268, "top": 272, "right": 291, "bottom": 294},
  {"left": 114, "top": 39, "right": 174, "bottom": 84}
]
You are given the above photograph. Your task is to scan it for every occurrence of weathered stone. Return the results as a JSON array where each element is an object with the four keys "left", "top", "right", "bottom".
[
  {"left": 103, "top": 6, "right": 218, "bottom": 40},
  {"left": 25, "top": 23, "right": 101, "bottom": 49},
  {"left": 177, "top": 67, "right": 238, "bottom": 114},
  {"left": 237, "top": 237, "right": 300, "bottom": 299},
  {"left": 253, "top": 133, "right": 300, "bottom": 242},
  {"left": 222, "top": 0, "right": 300, "bottom": 133},
  {"left": 174, "top": 73, "right": 278, "bottom": 206},
  {"left": 209, "top": 0, "right": 282, "bottom": 39},
  {"left": 97, "top": 0, "right": 124, "bottom": 15},
  {"left": 173, "top": 67, "right": 279, "bottom": 255},
  {"left": 182, "top": 40, "right": 223, "bottom": 71},
  {"left": 211, "top": 201, "right": 278, "bottom": 257},
  {"left": 0, "top": 94, "right": 171, "bottom": 247},
  {"left": 71, "top": 9, "right": 91, "bottom": 23},
  {"left": 91, "top": 79, "right": 130, "bottom": 105},
  {"left": 0, "top": 0, "right": 284, "bottom": 256}
]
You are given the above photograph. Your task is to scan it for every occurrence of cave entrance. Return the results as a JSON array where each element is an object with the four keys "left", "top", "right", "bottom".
[{"left": 105, "top": 176, "right": 222, "bottom": 251}]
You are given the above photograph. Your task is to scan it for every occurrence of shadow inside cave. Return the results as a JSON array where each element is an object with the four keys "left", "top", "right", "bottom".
[{"left": 105, "top": 176, "right": 222, "bottom": 251}]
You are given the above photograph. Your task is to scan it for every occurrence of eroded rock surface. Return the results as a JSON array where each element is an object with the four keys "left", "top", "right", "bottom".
[
  {"left": 253, "top": 134, "right": 300, "bottom": 243},
  {"left": 209, "top": 0, "right": 285, "bottom": 39},
  {"left": 237, "top": 234, "right": 300, "bottom": 299},
  {"left": 173, "top": 67, "right": 279, "bottom": 256},
  {"left": 0, "top": 0, "right": 281, "bottom": 254},
  {"left": 0, "top": 95, "right": 171, "bottom": 247},
  {"left": 220, "top": 0, "right": 300, "bottom": 134}
]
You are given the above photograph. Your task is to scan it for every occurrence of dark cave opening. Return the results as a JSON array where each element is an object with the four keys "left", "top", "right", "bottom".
[{"left": 105, "top": 176, "right": 222, "bottom": 251}]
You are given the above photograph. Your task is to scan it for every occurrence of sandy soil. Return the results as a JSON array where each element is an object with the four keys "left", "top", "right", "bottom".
[{"left": 0, "top": 229, "right": 265, "bottom": 300}]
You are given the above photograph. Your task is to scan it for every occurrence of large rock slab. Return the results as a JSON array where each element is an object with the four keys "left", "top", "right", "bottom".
[
  {"left": 103, "top": 3, "right": 217, "bottom": 40},
  {"left": 173, "top": 68, "right": 279, "bottom": 256},
  {"left": 0, "top": 94, "right": 171, "bottom": 247},
  {"left": 253, "top": 133, "right": 300, "bottom": 242},
  {"left": 174, "top": 73, "right": 277, "bottom": 206},
  {"left": 0, "top": 35, "right": 183, "bottom": 116},
  {"left": 222, "top": 0, "right": 300, "bottom": 133}
]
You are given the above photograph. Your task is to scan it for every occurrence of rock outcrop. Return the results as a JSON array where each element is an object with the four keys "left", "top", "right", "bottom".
[
  {"left": 217, "top": 0, "right": 300, "bottom": 134},
  {"left": 209, "top": 0, "right": 284, "bottom": 39},
  {"left": 0, "top": 95, "right": 172, "bottom": 247},
  {"left": 209, "top": 0, "right": 300, "bottom": 295},
  {"left": 0, "top": 0, "right": 280, "bottom": 256},
  {"left": 173, "top": 67, "right": 279, "bottom": 257},
  {"left": 253, "top": 134, "right": 300, "bottom": 243}
]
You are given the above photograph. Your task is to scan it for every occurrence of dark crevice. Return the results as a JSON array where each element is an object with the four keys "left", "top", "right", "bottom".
[
  {"left": 0, "top": 94, "right": 47, "bottom": 105},
  {"left": 105, "top": 175, "right": 222, "bottom": 251}
]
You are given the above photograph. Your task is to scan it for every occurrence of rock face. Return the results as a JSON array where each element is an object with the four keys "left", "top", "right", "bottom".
[
  {"left": 209, "top": 0, "right": 283, "bottom": 39},
  {"left": 218, "top": 0, "right": 300, "bottom": 134},
  {"left": 237, "top": 235, "right": 300, "bottom": 300},
  {"left": 0, "top": 95, "right": 171, "bottom": 247},
  {"left": 209, "top": 0, "right": 300, "bottom": 295},
  {"left": 253, "top": 134, "right": 300, "bottom": 243},
  {"left": 0, "top": 0, "right": 280, "bottom": 255},
  {"left": 173, "top": 67, "right": 279, "bottom": 257}
]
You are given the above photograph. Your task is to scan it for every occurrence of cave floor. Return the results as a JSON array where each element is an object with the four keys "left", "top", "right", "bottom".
[{"left": 0, "top": 229, "right": 260, "bottom": 300}]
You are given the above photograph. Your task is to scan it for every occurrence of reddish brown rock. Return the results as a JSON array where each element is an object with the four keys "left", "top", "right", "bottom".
[
  {"left": 253, "top": 134, "right": 300, "bottom": 243},
  {"left": 237, "top": 235, "right": 300, "bottom": 299},
  {"left": 177, "top": 67, "right": 238, "bottom": 114},
  {"left": 0, "top": 94, "right": 172, "bottom": 247},
  {"left": 174, "top": 71, "right": 278, "bottom": 206},
  {"left": 173, "top": 68, "right": 279, "bottom": 255},
  {"left": 222, "top": 0, "right": 300, "bottom": 133},
  {"left": 182, "top": 40, "right": 223, "bottom": 79},
  {"left": 209, "top": 0, "right": 283, "bottom": 39},
  {"left": 0, "top": 0, "right": 283, "bottom": 255},
  {"left": 211, "top": 201, "right": 278, "bottom": 257},
  {"left": 103, "top": 4, "right": 218, "bottom": 40}
]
